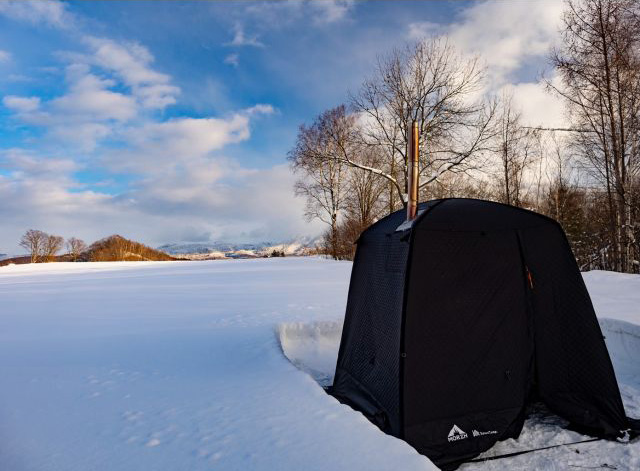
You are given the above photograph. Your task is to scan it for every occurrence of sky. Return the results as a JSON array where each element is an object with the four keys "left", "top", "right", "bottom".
[{"left": 0, "top": 0, "right": 567, "bottom": 254}]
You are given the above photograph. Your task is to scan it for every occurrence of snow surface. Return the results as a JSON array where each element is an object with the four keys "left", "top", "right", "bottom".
[{"left": 0, "top": 260, "right": 639, "bottom": 471}]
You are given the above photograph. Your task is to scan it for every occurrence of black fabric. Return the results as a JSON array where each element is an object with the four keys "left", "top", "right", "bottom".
[
  {"left": 333, "top": 201, "right": 442, "bottom": 435},
  {"left": 520, "top": 223, "right": 629, "bottom": 438},
  {"left": 332, "top": 206, "right": 413, "bottom": 434},
  {"left": 331, "top": 198, "right": 633, "bottom": 470},
  {"left": 403, "top": 228, "right": 532, "bottom": 467}
]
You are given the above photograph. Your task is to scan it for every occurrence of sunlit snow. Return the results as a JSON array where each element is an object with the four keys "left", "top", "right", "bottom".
[{"left": 1, "top": 258, "right": 638, "bottom": 470}]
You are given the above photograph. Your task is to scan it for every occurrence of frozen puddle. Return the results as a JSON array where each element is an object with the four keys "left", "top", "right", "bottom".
[
  {"left": 278, "top": 318, "right": 640, "bottom": 470},
  {"left": 277, "top": 321, "right": 342, "bottom": 387}
]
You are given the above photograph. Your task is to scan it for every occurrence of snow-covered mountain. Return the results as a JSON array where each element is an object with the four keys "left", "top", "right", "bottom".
[{"left": 157, "top": 236, "right": 321, "bottom": 259}]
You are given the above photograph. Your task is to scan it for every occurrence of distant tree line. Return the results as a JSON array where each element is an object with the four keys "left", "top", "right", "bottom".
[
  {"left": 17, "top": 231, "right": 174, "bottom": 263},
  {"left": 19, "top": 229, "right": 86, "bottom": 263},
  {"left": 290, "top": 0, "right": 640, "bottom": 273}
]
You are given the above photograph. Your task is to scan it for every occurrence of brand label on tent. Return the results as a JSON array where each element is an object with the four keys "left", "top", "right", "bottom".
[
  {"left": 472, "top": 429, "right": 498, "bottom": 437},
  {"left": 447, "top": 425, "right": 468, "bottom": 442}
]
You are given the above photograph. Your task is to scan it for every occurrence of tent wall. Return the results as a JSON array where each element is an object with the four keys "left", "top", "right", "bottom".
[
  {"left": 332, "top": 208, "right": 410, "bottom": 435},
  {"left": 520, "top": 223, "right": 628, "bottom": 437},
  {"left": 332, "top": 202, "right": 438, "bottom": 434},
  {"left": 402, "top": 226, "right": 533, "bottom": 466}
]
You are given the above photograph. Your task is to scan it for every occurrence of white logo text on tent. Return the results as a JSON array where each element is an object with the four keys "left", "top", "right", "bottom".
[
  {"left": 447, "top": 425, "right": 468, "bottom": 442},
  {"left": 472, "top": 429, "right": 498, "bottom": 437}
]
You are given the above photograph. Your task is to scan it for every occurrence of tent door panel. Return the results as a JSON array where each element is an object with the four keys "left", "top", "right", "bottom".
[{"left": 402, "top": 229, "right": 532, "bottom": 459}]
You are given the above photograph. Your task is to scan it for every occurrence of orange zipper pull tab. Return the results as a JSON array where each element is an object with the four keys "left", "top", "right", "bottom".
[{"left": 526, "top": 266, "right": 534, "bottom": 290}]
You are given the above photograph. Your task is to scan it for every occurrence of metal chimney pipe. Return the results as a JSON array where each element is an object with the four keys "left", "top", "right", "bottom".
[{"left": 407, "top": 120, "right": 419, "bottom": 221}]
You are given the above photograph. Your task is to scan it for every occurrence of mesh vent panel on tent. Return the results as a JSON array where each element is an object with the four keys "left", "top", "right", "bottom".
[
  {"left": 333, "top": 202, "right": 438, "bottom": 434},
  {"left": 333, "top": 209, "right": 409, "bottom": 434}
]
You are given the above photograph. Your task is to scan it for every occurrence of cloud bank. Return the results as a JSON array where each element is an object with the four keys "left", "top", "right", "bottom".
[
  {"left": 0, "top": 0, "right": 567, "bottom": 254},
  {"left": 0, "top": 1, "right": 316, "bottom": 254}
]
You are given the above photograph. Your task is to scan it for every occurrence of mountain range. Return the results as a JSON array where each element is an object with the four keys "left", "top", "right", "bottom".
[{"left": 157, "top": 237, "right": 321, "bottom": 259}]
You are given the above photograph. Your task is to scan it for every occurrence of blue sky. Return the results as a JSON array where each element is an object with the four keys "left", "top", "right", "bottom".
[{"left": 0, "top": 0, "right": 565, "bottom": 253}]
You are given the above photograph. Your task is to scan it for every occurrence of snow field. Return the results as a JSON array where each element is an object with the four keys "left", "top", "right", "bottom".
[
  {"left": 0, "top": 259, "right": 434, "bottom": 471},
  {"left": 0, "top": 259, "right": 638, "bottom": 470}
]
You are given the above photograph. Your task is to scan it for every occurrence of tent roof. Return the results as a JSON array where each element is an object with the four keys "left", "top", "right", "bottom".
[{"left": 413, "top": 198, "right": 557, "bottom": 232}]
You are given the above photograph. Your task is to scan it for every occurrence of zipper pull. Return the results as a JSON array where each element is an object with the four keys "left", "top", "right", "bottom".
[{"left": 526, "top": 266, "right": 534, "bottom": 290}]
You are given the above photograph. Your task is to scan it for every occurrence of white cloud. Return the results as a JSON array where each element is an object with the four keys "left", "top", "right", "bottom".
[
  {"left": 309, "top": 0, "right": 354, "bottom": 24},
  {"left": 0, "top": 165, "right": 120, "bottom": 254},
  {"left": 407, "top": 21, "right": 444, "bottom": 39},
  {"left": 123, "top": 115, "right": 251, "bottom": 164},
  {"left": 4, "top": 64, "right": 138, "bottom": 151},
  {"left": 0, "top": 50, "right": 11, "bottom": 63},
  {"left": 6, "top": 74, "right": 33, "bottom": 83},
  {"left": 507, "top": 77, "right": 566, "bottom": 129},
  {"left": 224, "top": 53, "right": 240, "bottom": 67},
  {"left": 409, "top": 0, "right": 563, "bottom": 86},
  {"left": 5, "top": 34, "right": 181, "bottom": 151},
  {"left": 83, "top": 36, "right": 181, "bottom": 109},
  {"left": 117, "top": 162, "right": 319, "bottom": 244},
  {"left": 227, "top": 23, "right": 265, "bottom": 48},
  {"left": 51, "top": 64, "right": 137, "bottom": 122},
  {"left": 244, "top": 0, "right": 354, "bottom": 28},
  {"left": 0, "top": 0, "right": 75, "bottom": 30},
  {"left": 1, "top": 148, "right": 77, "bottom": 176},
  {"left": 3, "top": 95, "right": 40, "bottom": 113},
  {"left": 408, "top": 1, "right": 566, "bottom": 129},
  {"left": 105, "top": 104, "right": 274, "bottom": 174},
  {"left": 243, "top": 103, "right": 275, "bottom": 117},
  {"left": 0, "top": 148, "right": 317, "bottom": 254},
  {"left": 52, "top": 123, "right": 112, "bottom": 152}
]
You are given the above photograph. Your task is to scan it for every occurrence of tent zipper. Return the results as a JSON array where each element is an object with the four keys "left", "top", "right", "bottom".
[{"left": 525, "top": 265, "right": 534, "bottom": 290}]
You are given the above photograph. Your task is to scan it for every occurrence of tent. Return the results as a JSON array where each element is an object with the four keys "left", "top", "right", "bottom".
[{"left": 330, "top": 198, "right": 638, "bottom": 470}]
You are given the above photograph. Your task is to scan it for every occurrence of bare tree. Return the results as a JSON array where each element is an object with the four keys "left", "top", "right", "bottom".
[
  {"left": 347, "top": 38, "right": 497, "bottom": 210},
  {"left": 428, "top": 171, "right": 492, "bottom": 201},
  {"left": 289, "top": 106, "right": 351, "bottom": 259},
  {"left": 19, "top": 229, "right": 47, "bottom": 263},
  {"left": 549, "top": 0, "right": 640, "bottom": 272},
  {"left": 66, "top": 237, "right": 87, "bottom": 262},
  {"left": 492, "top": 91, "right": 539, "bottom": 207},
  {"left": 344, "top": 154, "right": 387, "bottom": 230},
  {"left": 543, "top": 137, "right": 581, "bottom": 224},
  {"left": 43, "top": 234, "right": 64, "bottom": 262},
  {"left": 332, "top": 149, "right": 388, "bottom": 259}
]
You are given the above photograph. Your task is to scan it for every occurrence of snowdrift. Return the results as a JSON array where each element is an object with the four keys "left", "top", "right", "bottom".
[
  {"left": 278, "top": 317, "right": 640, "bottom": 470},
  {"left": 278, "top": 321, "right": 342, "bottom": 387}
]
